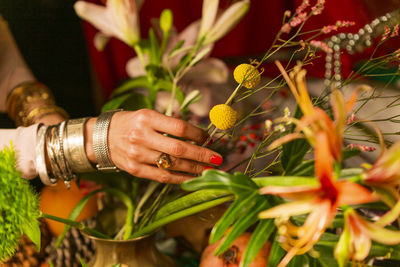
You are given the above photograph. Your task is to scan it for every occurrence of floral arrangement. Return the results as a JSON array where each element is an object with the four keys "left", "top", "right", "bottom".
[{"left": 2, "top": 0, "right": 400, "bottom": 266}]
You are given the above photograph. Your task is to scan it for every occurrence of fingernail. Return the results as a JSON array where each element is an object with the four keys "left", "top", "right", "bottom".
[
  {"left": 204, "top": 166, "right": 215, "bottom": 170},
  {"left": 210, "top": 155, "right": 223, "bottom": 166}
]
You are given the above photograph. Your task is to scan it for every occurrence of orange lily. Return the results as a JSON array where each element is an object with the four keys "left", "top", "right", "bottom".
[
  {"left": 335, "top": 208, "right": 400, "bottom": 267},
  {"left": 259, "top": 132, "right": 377, "bottom": 267},
  {"left": 272, "top": 61, "right": 359, "bottom": 162},
  {"left": 363, "top": 140, "right": 400, "bottom": 186}
]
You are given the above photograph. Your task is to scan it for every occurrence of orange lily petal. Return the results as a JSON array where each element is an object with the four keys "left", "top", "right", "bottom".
[
  {"left": 376, "top": 199, "right": 400, "bottom": 227},
  {"left": 315, "top": 132, "right": 337, "bottom": 198},
  {"left": 267, "top": 133, "right": 304, "bottom": 151},
  {"left": 259, "top": 185, "right": 320, "bottom": 200},
  {"left": 347, "top": 212, "right": 372, "bottom": 261},
  {"left": 362, "top": 216, "right": 400, "bottom": 245},
  {"left": 259, "top": 199, "right": 318, "bottom": 219},
  {"left": 336, "top": 181, "right": 377, "bottom": 206}
]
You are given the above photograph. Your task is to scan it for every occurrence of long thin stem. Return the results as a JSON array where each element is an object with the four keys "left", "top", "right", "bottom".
[{"left": 41, "top": 213, "right": 110, "bottom": 239}]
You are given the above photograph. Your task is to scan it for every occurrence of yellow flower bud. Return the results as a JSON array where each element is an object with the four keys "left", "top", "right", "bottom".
[
  {"left": 209, "top": 104, "right": 237, "bottom": 130},
  {"left": 233, "top": 63, "right": 260, "bottom": 89}
]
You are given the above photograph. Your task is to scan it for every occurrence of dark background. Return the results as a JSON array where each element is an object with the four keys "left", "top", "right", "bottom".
[{"left": 0, "top": 0, "right": 95, "bottom": 128}]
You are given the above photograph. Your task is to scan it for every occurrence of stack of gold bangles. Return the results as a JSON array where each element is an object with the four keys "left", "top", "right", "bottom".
[
  {"left": 35, "top": 118, "right": 96, "bottom": 187},
  {"left": 7, "top": 81, "right": 121, "bottom": 187},
  {"left": 6, "top": 81, "right": 68, "bottom": 126}
]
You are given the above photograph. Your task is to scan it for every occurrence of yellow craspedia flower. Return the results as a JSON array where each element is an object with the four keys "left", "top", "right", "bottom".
[
  {"left": 233, "top": 63, "right": 260, "bottom": 89},
  {"left": 209, "top": 104, "right": 237, "bottom": 130}
]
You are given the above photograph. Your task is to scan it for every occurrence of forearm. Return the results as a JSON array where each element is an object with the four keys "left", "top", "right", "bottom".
[
  {"left": 0, "top": 15, "right": 35, "bottom": 112},
  {"left": 0, "top": 125, "right": 40, "bottom": 179},
  {"left": 0, "top": 118, "right": 96, "bottom": 182}
]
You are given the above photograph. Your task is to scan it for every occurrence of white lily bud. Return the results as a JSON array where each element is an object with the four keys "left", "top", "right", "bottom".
[
  {"left": 198, "top": 0, "right": 219, "bottom": 40},
  {"left": 109, "top": 0, "right": 141, "bottom": 46},
  {"left": 204, "top": 0, "right": 250, "bottom": 45}
]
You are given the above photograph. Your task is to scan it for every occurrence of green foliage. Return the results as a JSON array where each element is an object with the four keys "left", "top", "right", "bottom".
[
  {"left": 182, "top": 170, "right": 274, "bottom": 267},
  {"left": 281, "top": 106, "right": 310, "bottom": 174},
  {"left": 0, "top": 145, "right": 41, "bottom": 261},
  {"left": 102, "top": 92, "right": 152, "bottom": 112}
]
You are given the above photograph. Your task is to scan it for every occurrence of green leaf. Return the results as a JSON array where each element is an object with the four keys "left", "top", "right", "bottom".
[
  {"left": 182, "top": 170, "right": 272, "bottom": 256},
  {"left": 130, "top": 195, "right": 234, "bottom": 238},
  {"left": 253, "top": 176, "right": 318, "bottom": 187},
  {"left": 180, "top": 90, "right": 201, "bottom": 111},
  {"left": 154, "top": 79, "right": 184, "bottom": 104},
  {"left": 110, "top": 76, "right": 149, "bottom": 98},
  {"left": 215, "top": 198, "right": 271, "bottom": 255},
  {"left": 210, "top": 191, "right": 258, "bottom": 244},
  {"left": 182, "top": 170, "right": 258, "bottom": 193},
  {"left": 154, "top": 189, "right": 230, "bottom": 220},
  {"left": 22, "top": 221, "right": 41, "bottom": 251},
  {"left": 168, "top": 40, "right": 187, "bottom": 59},
  {"left": 120, "top": 92, "right": 152, "bottom": 111},
  {"left": 287, "top": 159, "right": 314, "bottom": 176},
  {"left": 149, "top": 28, "right": 160, "bottom": 65},
  {"left": 101, "top": 94, "right": 131, "bottom": 112},
  {"left": 55, "top": 189, "right": 102, "bottom": 248},
  {"left": 241, "top": 220, "right": 274, "bottom": 267},
  {"left": 102, "top": 92, "right": 152, "bottom": 112},
  {"left": 79, "top": 258, "right": 89, "bottom": 267},
  {"left": 281, "top": 107, "right": 310, "bottom": 174},
  {"left": 111, "top": 264, "right": 122, "bottom": 267},
  {"left": 267, "top": 237, "right": 286, "bottom": 267}
]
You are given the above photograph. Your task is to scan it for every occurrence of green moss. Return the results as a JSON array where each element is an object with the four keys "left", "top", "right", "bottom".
[{"left": 0, "top": 144, "right": 40, "bottom": 262}]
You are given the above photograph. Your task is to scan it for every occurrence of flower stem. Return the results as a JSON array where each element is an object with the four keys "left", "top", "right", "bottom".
[{"left": 41, "top": 212, "right": 110, "bottom": 239}]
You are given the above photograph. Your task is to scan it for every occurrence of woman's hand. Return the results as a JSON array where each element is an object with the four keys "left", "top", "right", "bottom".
[{"left": 85, "top": 109, "right": 222, "bottom": 184}]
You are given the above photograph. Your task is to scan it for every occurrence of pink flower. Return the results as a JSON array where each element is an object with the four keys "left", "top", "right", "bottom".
[
  {"left": 289, "top": 12, "right": 307, "bottom": 27},
  {"left": 321, "top": 25, "right": 338, "bottom": 34},
  {"left": 310, "top": 40, "right": 333, "bottom": 53},
  {"left": 347, "top": 113, "right": 355, "bottom": 124},
  {"left": 362, "top": 140, "right": 400, "bottom": 186},
  {"left": 347, "top": 144, "right": 376, "bottom": 152},
  {"left": 382, "top": 26, "right": 391, "bottom": 41},
  {"left": 335, "top": 20, "right": 355, "bottom": 28},
  {"left": 281, "top": 23, "right": 292, "bottom": 34},
  {"left": 395, "top": 48, "right": 400, "bottom": 59},
  {"left": 311, "top": 0, "right": 325, "bottom": 15},
  {"left": 295, "top": 0, "right": 310, "bottom": 14},
  {"left": 391, "top": 24, "right": 399, "bottom": 37}
]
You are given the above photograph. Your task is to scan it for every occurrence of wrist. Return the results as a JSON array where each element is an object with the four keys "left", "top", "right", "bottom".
[{"left": 85, "top": 117, "right": 97, "bottom": 163}]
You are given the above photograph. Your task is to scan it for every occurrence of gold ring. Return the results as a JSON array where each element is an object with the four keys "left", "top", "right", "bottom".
[{"left": 156, "top": 153, "right": 171, "bottom": 169}]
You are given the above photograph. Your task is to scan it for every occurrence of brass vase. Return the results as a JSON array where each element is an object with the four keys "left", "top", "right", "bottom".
[{"left": 85, "top": 233, "right": 176, "bottom": 267}]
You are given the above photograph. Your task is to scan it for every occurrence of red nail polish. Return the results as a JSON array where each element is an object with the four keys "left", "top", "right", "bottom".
[
  {"left": 210, "top": 155, "right": 223, "bottom": 166},
  {"left": 204, "top": 166, "right": 214, "bottom": 170}
]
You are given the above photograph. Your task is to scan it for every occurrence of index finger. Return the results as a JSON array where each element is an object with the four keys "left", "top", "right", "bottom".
[{"left": 149, "top": 110, "right": 208, "bottom": 144}]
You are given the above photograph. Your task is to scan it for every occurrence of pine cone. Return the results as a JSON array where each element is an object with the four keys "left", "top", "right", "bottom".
[{"left": 44, "top": 220, "right": 96, "bottom": 267}]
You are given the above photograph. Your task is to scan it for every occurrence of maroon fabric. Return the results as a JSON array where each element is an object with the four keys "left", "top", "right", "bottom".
[{"left": 80, "top": 0, "right": 398, "bottom": 98}]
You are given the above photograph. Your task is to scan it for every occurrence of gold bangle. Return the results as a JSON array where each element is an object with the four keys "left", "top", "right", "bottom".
[
  {"left": 23, "top": 105, "right": 69, "bottom": 126},
  {"left": 64, "top": 118, "right": 95, "bottom": 173},
  {"left": 5, "top": 81, "right": 64, "bottom": 126}
]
